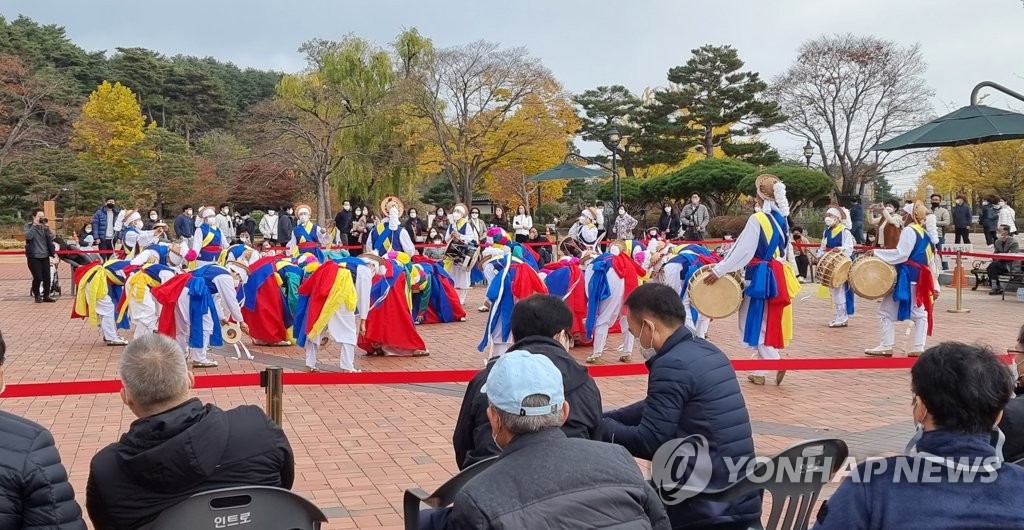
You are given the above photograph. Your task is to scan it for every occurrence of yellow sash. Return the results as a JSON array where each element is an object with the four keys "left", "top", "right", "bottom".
[{"left": 308, "top": 268, "right": 357, "bottom": 338}]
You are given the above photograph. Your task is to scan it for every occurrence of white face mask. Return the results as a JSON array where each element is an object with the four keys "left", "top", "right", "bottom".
[
  {"left": 149, "top": 214, "right": 159, "bottom": 220},
  {"left": 638, "top": 320, "right": 658, "bottom": 360},
  {"left": 221, "top": 208, "right": 229, "bottom": 215},
  {"left": 133, "top": 220, "right": 144, "bottom": 229},
  {"left": 410, "top": 212, "right": 417, "bottom": 218},
  {"left": 824, "top": 217, "right": 836, "bottom": 226},
  {"left": 205, "top": 216, "right": 216, "bottom": 226},
  {"left": 343, "top": 204, "right": 351, "bottom": 210},
  {"left": 664, "top": 207, "right": 671, "bottom": 213},
  {"left": 618, "top": 209, "right": 625, "bottom": 215},
  {"left": 691, "top": 198, "right": 699, "bottom": 204},
  {"left": 299, "top": 214, "right": 310, "bottom": 224},
  {"left": 450, "top": 211, "right": 461, "bottom": 222},
  {"left": 471, "top": 213, "right": 479, "bottom": 219},
  {"left": 267, "top": 210, "right": 275, "bottom": 216},
  {"left": 437, "top": 211, "right": 444, "bottom": 217},
  {"left": 885, "top": 206, "right": 894, "bottom": 214}
]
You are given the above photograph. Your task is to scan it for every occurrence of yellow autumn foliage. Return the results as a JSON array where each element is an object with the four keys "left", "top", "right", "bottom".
[
  {"left": 72, "top": 81, "right": 151, "bottom": 176},
  {"left": 918, "top": 140, "right": 1024, "bottom": 205}
]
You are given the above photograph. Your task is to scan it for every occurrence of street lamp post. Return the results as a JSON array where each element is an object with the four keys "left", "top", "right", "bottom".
[
  {"left": 606, "top": 127, "right": 623, "bottom": 211},
  {"left": 803, "top": 139, "right": 814, "bottom": 168}
]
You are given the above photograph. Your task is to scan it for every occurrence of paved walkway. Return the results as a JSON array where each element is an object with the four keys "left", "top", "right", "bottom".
[{"left": 0, "top": 257, "right": 1019, "bottom": 529}]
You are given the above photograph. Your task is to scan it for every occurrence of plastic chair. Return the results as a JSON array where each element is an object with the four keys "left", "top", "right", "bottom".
[
  {"left": 403, "top": 456, "right": 499, "bottom": 530},
  {"left": 147, "top": 485, "right": 327, "bottom": 530},
  {"left": 692, "top": 438, "right": 849, "bottom": 530}
]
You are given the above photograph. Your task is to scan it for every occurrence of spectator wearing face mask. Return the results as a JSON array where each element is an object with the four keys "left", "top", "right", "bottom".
[
  {"left": 277, "top": 206, "right": 296, "bottom": 247},
  {"left": 215, "top": 204, "right": 235, "bottom": 242},
  {"left": 512, "top": 205, "right": 532, "bottom": 243},
  {"left": 333, "top": 200, "right": 354, "bottom": 246},
  {"left": 680, "top": 193, "right": 710, "bottom": 241},
  {"left": 816, "top": 342, "right": 1024, "bottom": 529},
  {"left": 174, "top": 205, "right": 194, "bottom": 245},
  {"left": 468, "top": 208, "right": 487, "bottom": 244},
  {"left": 657, "top": 204, "right": 680, "bottom": 240},
  {"left": 92, "top": 197, "right": 121, "bottom": 252},
  {"left": 613, "top": 206, "right": 638, "bottom": 240},
  {"left": 423, "top": 229, "right": 446, "bottom": 260},
  {"left": 526, "top": 227, "right": 551, "bottom": 266},
  {"left": 981, "top": 196, "right": 999, "bottom": 245},
  {"left": 405, "top": 208, "right": 426, "bottom": 244},
  {"left": 998, "top": 324, "right": 1024, "bottom": 463},
  {"left": 951, "top": 194, "right": 973, "bottom": 244},
  {"left": 791, "top": 226, "right": 811, "bottom": 282},
  {"left": 870, "top": 200, "right": 903, "bottom": 249},
  {"left": 259, "top": 207, "right": 279, "bottom": 245},
  {"left": 995, "top": 198, "right": 1018, "bottom": 236},
  {"left": 430, "top": 207, "right": 448, "bottom": 234},
  {"left": 601, "top": 283, "right": 760, "bottom": 530}
]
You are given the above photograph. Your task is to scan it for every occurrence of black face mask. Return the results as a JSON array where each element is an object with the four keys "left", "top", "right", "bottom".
[
  {"left": 931, "top": 202, "right": 940, "bottom": 208},
  {"left": 106, "top": 204, "right": 115, "bottom": 209}
]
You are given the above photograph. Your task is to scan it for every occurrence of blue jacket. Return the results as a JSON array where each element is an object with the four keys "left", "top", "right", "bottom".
[
  {"left": 849, "top": 204, "right": 864, "bottom": 224},
  {"left": 815, "top": 429, "right": 1024, "bottom": 529},
  {"left": 601, "top": 326, "right": 760, "bottom": 529},
  {"left": 952, "top": 203, "right": 973, "bottom": 228},
  {"left": 982, "top": 203, "right": 999, "bottom": 229},
  {"left": 91, "top": 205, "right": 121, "bottom": 241},
  {"left": 174, "top": 213, "right": 195, "bottom": 239}
]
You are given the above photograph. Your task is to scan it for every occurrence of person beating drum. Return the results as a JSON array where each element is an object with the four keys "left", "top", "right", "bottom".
[
  {"left": 862, "top": 201, "right": 939, "bottom": 357},
  {"left": 702, "top": 174, "right": 800, "bottom": 386},
  {"left": 816, "top": 207, "right": 855, "bottom": 328}
]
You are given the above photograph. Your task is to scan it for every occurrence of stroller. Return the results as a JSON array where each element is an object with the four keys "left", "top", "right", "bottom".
[{"left": 49, "top": 263, "right": 62, "bottom": 297}]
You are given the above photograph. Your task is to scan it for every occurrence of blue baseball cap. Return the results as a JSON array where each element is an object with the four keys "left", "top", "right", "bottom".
[{"left": 482, "top": 350, "right": 565, "bottom": 416}]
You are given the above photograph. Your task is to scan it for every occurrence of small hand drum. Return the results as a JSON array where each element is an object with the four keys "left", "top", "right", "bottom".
[
  {"left": 688, "top": 264, "right": 744, "bottom": 319},
  {"left": 849, "top": 256, "right": 897, "bottom": 299},
  {"left": 222, "top": 322, "right": 242, "bottom": 344},
  {"left": 817, "top": 251, "right": 852, "bottom": 289}
]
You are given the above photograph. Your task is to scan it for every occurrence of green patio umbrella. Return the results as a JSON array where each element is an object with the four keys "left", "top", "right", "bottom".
[
  {"left": 872, "top": 82, "right": 1024, "bottom": 151},
  {"left": 526, "top": 162, "right": 609, "bottom": 182}
]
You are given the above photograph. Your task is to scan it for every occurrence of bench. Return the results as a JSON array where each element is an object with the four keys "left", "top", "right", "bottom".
[{"left": 971, "top": 258, "right": 1024, "bottom": 300}]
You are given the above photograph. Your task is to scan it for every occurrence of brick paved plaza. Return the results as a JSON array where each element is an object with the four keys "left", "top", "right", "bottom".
[{"left": 0, "top": 256, "right": 1019, "bottom": 529}]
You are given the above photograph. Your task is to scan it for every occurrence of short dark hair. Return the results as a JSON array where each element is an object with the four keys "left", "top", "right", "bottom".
[
  {"left": 30, "top": 208, "right": 43, "bottom": 217},
  {"left": 885, "top": 200, "right": 900, "bottom": 208},
  {"left": 792, "top": 226, "right": 804, "bottom": 234},
  {"left": 624, "top": 283, "right": 686, "bottom": 326},
  {"left": 956, "top": 194, "right": 966, "bottom": 201},
  {"left": 930, "top": 193, "right": 941, "bottom": 201},
  {"left": 911, "top": 342, "right": 1012, "bottom": 434},
  {"left": 511, "top": 294, "right": 573, "bottom": 341},
  {"left": 219, "top": 203, "right": 229, "bottom": 209},
  {"left": 1000, "top": 224, "right": 1011, "bottom": 233},
  {"left": 105, "top": 196, "right": 115, "bottom": 202},
  {"left": 182, "top": 205, "right": 192, "bottom": 212},
  {"left": 851, "top": 197, "right": 860, "bottom": 204},
  {"left": 0, "top": 329, "right": 6, "bottom": 365}
]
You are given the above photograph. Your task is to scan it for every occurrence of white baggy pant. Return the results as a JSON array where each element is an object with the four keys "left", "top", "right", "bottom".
[
  {"left": 829, "top": 285, "right": 849, "bottom": 324},
  {"left": 877, "top": 282, "right": 927, "bottom": 351},
  {"left": 663, "top": 262, "right": 710, "bottom": 339},
  {"left": 128, "top": 294, "right": 160, "bottom": 339},
  {"left": 95, "top": 297, "right": 120, "bottom": 342},
  {"left": 304, "top": 310, "right": 358, "bottom": 371},
  {"left": 737, "top": 297, "right": 781, "bottom": 377},
  {"left": 584, "top": 267, "right": 625, "bottom": 356}
]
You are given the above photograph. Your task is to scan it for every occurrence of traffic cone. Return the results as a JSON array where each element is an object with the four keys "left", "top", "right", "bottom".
[{"left": 950, "top": 261, "right": 969, "bottom": 289}]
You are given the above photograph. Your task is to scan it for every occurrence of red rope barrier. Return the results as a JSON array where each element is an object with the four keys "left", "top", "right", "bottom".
[{"left": 5, "top": 355, "right": 1006, "bottom": 399}]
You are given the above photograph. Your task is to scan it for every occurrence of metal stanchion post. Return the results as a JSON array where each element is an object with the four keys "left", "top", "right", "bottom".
[
  {"left": 260, "top": 366, "right": 284, "bottom": 426},
  {"left": 947, "top": 250, "right": 970, "bottom": 314}
]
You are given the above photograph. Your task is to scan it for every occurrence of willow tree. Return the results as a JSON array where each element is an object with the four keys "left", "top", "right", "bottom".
[{"left": 252, "top": 37, "right": 393, "bottom": 223}]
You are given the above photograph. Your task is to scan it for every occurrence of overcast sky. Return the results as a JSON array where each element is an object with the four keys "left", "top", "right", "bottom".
[{"left": 6, "top": 0, "right": 1024, "bottom": 191}]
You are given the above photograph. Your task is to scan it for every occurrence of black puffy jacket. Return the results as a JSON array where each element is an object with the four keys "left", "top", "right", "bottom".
[
  {"left": 452, "top": 335, "right": 602, "bottom": 470},
  {"left": 0, "top": 410, "right": 86, "bottom": 529},
  {"left": 601, "top": 326, "right": 761, "bottom": 529},
  {"left": 86, "top": 398, "right": 294, "bottom": 530}
]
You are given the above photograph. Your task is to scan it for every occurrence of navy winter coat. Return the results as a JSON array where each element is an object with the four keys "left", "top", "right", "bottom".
[{"left": 601, "top": 326, "right": 760, "bottom": 529}]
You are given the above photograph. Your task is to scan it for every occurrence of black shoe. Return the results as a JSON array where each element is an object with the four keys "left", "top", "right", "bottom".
[
  {"left": 990, "top": 288, "right": 1004, "bottom": 295},
  {"left": 42, "top": 297, "right": 56, "bottom": 303},
  {"left": 34, "top": 296, "right": 42, "bottom": 303}
]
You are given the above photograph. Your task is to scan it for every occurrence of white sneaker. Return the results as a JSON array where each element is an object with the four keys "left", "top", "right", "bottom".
[{"left": 105, "top": 337, "right": 128, "bottom": 346}]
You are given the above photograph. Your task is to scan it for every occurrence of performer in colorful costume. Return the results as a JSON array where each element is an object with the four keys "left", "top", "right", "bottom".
[
  {"left": 123, "top": 262, "right": 178, "bottom": 339},
  {"left": 568, "top": 207, "right": 601, "bottom": 252},
  {"left": 191, "top": 206, "right": 228, "bottom": 267},
  {"left": 293, "top": 254, "right": 373, "bottom": 372},
  {"left": 240, "top": 255, "right": 295, "bottom": 347},
  {"left": 152, "top": 261, "right": 249, "bottom": 368},
  {"left": 72, "top": 259, "right": 134, "bottom": 346},
  {"left": 366, "top": 196, "right": 416, "bottom": 255},
  {"left": 661, "top": 243, "right": 720, "bottom": 339},
  {"left": 542, "top": 255, "right": 590, "bottom": 345},
  {"left": 816, "top": 207, "right": 856, "bottom": 328},
  {"left": 584, "top": 243, "right": 647, "bottom": 364},
  {"left": 357, "top": 252, "right": 429, "bottom": 357},
  {"left": 120, "top": 209, "right": 165, "bottom": 260},
  {"left": 705, "top": 173, "right": 801, "bottom": 386},
  {"left": 409, "top": 255, "right": 467, "bottom": 324},
  {"left": 477, "top": 253, "right": 548, "bottom": 357},
  {"left": 444, "top": 204, "right": 479, "bottom": 304},
  {"left": 864, "top": 201, "right": 939, "bottom": 357},
  {"left": 286, "top": 204, "right": 330, "bottom": 263},
  {"left": 130, "top": 240, "right": 191, "bottom": 270}
]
